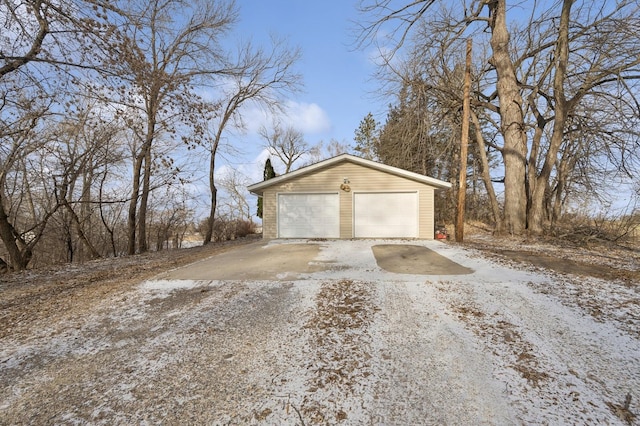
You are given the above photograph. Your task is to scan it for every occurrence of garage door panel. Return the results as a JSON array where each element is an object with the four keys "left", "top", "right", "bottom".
[
  {"left": 278, "top": 193, "right": 339, "bottom": 238},
  {"left": 354, "top": 192, "right": 418, "bottom": 238}
]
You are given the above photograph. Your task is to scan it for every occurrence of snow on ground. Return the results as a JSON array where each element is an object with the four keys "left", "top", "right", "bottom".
[
  {"left": 300, "top": 240, "right": 638, "bottom": 425},
  {"left": 0, "top": 239, "right": 638, "bottom": 424}
]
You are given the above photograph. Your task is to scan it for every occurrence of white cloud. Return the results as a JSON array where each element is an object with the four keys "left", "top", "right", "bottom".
[
  {"left": 215, "top": 149, "right": 291, "bottom": 190},
  {"left": 242, "top": 100, "right": 332, "bottom": 135},
  {"left": 197, "top": 79, "right": 332, "bottom": 136},
  {"left": 213, "top": 150, "right": 285, "bottom": 200},
  {"left": 282, "top": 101, "right": 332, "bottom": 133},
  {"left": 241, "top": 104, "right": 272, "bottom": 134},
  {"left": 232, "top": 148, "right": 286, "bottom": 184},
  {"left": 215, "top": 151, "right": 265, "bottom": 185}
]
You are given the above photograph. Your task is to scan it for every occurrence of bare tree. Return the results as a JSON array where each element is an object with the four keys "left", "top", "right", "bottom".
[
  {"left": 358, "top": 0, "right": 640, "bottom": 235},
  {"left": 0, "top": 98, "right": 53, "bottom": 270},
  {"left": 101, "top": 0, "right": 237, "bottom": 254},
  {"left": 304, "top": 138, "right": 353, "bottom": 165},
  {"left": 0, "top": 0, "right": 115, "bottom": 270},
  {"left": 376, "top": 67, "right": 458, "bottom": 181},
  {"left": 202, "top": 37, "right": 302, "bottom": 244},
  {"left": 145, "top": 186, "right": 194, "bottom": 251},
  {"left": 50, "top": 116, "right": 106, "bottom": 261},
  {"left": 323, "top": 138, "right": 352, "bottom": 158},
  {"left": 45, "top": 100, "right": 129, "bottom": 262},
  {"left": 260, "top": 123, "right": 309, "bottom": 173},
  {"left": 470, "top": 110, "right": 502, "bottom": 230},
  {"left": 0, "top": 0, "right": 114, "bottom": 79},
  {"left": 218, "top": 168, "right": 251, "bottom": 221}
]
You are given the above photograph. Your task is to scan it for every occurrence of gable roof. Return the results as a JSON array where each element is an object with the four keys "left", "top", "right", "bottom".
[{"left": 247, "top": 154, "right": 452, "bottom": 195}]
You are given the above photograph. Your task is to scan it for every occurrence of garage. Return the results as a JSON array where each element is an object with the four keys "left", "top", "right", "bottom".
[
  {"left": 248, "top": 154, "right": 451, "bottom": 239},
  {"left": 354, "top": 192, "right": 418, "bottom": 238},
  {"left": 277, "top": 193, "right": 339, "bottom": 238}
]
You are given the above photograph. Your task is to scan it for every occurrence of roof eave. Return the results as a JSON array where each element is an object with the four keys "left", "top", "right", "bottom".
[{"left": 247, "top": 154, "right": 452, "bottom": 194}]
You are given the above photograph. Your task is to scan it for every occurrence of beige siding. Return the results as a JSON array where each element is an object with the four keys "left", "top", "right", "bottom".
[
  {"left": 419, "top": 187, "right": 435, "bottom": 239},
  {"left": 262, "top": 162, "right": 439, "bottom": 239},
  {"left": 262, "top": 190, "right": 277, "bottom": 239}
]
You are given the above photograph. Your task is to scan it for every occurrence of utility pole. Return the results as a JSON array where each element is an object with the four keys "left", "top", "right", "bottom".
[{"left": 455, "top": 38, "right": 472, "bottom": 242}]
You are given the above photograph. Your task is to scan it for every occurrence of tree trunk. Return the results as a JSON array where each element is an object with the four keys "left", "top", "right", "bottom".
[
  {"left": 127, "top": 153, "right": 144, "bottom": 255},
  {"left": 470, "top": 110, "right": 503, "bottom": 232},
  {"left": 98, "top": 165, "right": 118, "bottom": 257},
  {"left": 551, "top": 148, "right": 576, "bottom": 229},
  {"left": 526, "top": 103, "right": 546, "bottom": 228},
  {"left": 138, "top": 144, "right": 152, "bottom": 253},
  {"left": 79, "top": 158, "right": 93, "bottom": 261},
  {"left": 528, "top": 0, "right": 572, "bottom": 235},
  {"left": 64, "top": 216, "right": 74, "bottom": 263},
  {"left": 63, "top": 200, "right": 101, "bottom": 260},
  {"left": 0, "top": 194, "right": 31, "bottom": 271},
  {"left": 203, "top": 151, "right": 217, "bottom": 244},
  {"left": 128, "top": 107, "right": 156, "bottom": 255},
  {"left": 203, "top": 102, "right": 231, "bottom": 245},
  {"left": 488, "top": 0, "right": 528, "bottom": 235},
  {"left": 551, "top": 166, "right": 567, "bottom": 231}
]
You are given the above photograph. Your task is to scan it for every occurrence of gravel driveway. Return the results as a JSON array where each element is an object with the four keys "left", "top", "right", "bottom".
[{"left": 1, "top": 239, "right": 638, "bottom": 424}]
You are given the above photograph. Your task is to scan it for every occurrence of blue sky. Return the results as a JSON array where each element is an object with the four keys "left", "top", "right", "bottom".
[
  {"left": 206, "top": 1, "right": 638, "bottom": 219},
  {"left": 217, "top": 1, "right": 384, "bottom": 181}
]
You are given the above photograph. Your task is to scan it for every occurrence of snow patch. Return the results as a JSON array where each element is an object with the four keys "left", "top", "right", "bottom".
[{"left": 140, "top": 279, "right": 202, "bottom": 292}]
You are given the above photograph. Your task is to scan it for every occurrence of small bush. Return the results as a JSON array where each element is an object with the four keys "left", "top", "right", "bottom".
[
  {"left": 210, "top": 219, "right": 257, "bottom": 242},
  {"left": 235, "top": 220, "right": 256, "bottom": 238},
  {"left": 553, "top": 212, "right": 639, "bottom": 246}
]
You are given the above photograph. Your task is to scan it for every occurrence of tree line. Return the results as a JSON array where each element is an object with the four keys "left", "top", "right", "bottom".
[
  {"left": 355, "top": 0, "right": 640, "bottom": 236},
  {"left": 0, "top": 0, "right": 301, "bottom": 271}
]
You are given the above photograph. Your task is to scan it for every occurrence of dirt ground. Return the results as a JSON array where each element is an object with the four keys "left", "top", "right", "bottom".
[
  {"left": 461, "top": 225, "right": 639, "bottom": 284},
  {"left": 0, "top": 237, "right": 259, "bottom": 341},
  {"left": 1, "top": 234, "right": 638, "bottom": 425}
]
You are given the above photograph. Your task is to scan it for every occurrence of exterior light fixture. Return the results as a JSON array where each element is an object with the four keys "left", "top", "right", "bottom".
[{"left": 340, "top": 177, "right": 351, "bottom": 192}]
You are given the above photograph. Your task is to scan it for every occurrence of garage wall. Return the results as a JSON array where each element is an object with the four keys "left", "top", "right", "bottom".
[{"left": 261, "top": 162, "right": 436, "bottom": 239}]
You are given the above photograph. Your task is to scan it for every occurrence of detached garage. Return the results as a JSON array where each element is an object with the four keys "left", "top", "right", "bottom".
[{"left": 247, "top": 154, "right": 451, "bottom": 239}]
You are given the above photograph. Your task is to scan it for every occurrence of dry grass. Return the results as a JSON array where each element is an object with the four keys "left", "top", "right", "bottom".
[
  {"left": 0, "top": 237, "right": 258, "bottom": 341},
  {"left": 302, "top": 279, "right": 377, "bottom": 423},
  {"left": 606, "top": 394, "right": 636, "bottom": 425},
  {"left": 448, "top": 294, "right": 550, "bottom": 388}
]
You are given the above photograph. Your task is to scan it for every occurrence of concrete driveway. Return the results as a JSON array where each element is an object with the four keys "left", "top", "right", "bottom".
[
  {"left": 372, "top": 244, "right": 473, "bottom": 275},
  {"left": 159, "top": 239, "right": 472, "bottom": 280},
  {"left": 158, "top": 240, "right": 325, "bottom": 280}
]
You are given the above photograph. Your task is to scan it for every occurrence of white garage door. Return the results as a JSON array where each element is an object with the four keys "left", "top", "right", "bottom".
[
  {"left": 354, "top": 192, "right": 418, "bottom": 238},
  {"left": 278, "top": 193, "right": 339, "bottom": 238}
]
